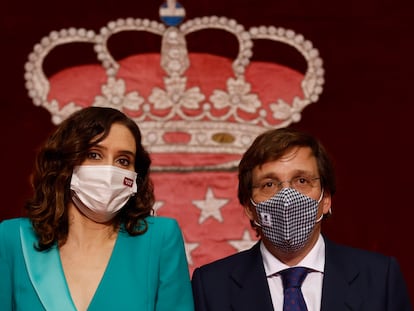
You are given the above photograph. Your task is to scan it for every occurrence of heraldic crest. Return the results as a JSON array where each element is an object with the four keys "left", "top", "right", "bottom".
[
  {"left": 24, "top": 0, "right": 325, "bottom": 269},
  {"left": 24, "top": 0, "right": 324, "bottom": 171}
]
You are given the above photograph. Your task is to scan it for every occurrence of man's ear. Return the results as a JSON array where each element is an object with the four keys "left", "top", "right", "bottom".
[
  {"left": 321, "top": 192, "right": 332, "bottom": 215},
  {"left": 244, "top": 204, "right": 255, "bottom": 221}
]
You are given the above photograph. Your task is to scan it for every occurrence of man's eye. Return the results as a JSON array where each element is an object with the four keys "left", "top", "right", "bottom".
[
  {"left": 299, "top": 177, "right": 308, "bottom": 184},
  {"left": 294, "top": 177, "right": 311, "bottom": 186},
  {"left": 263, "top": 181, "right": 276, "bottom": 188}
]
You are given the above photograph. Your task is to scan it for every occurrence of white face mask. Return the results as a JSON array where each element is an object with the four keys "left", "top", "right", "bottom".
[
  {"left": 251, "top": 187, "right": 324, "bottom": 253},
  {"left": 70, "top": 165, "right": 138, "bottom": 223}
]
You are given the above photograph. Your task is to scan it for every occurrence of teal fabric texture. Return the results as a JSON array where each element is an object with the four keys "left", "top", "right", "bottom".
[{"left": 0, "top": 217, "right": 194, "bottom": 311}]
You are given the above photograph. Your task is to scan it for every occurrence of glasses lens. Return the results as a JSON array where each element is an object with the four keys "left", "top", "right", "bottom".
[{"left": 253, "top": 176, "right": 320, "bottom": 200}]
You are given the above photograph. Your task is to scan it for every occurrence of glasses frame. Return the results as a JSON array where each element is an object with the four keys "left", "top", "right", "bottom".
[{"left": 252, "top": 176, "right": 321, "bottom": 200}]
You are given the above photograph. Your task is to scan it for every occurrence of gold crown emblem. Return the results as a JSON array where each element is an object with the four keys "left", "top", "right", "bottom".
[{"left": 24, "top": 1, "right": 324, "bottom": 170}]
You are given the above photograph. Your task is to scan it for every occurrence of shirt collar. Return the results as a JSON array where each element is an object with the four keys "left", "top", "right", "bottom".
[{"left": 260, "top": 234, "right": 325, "bottom": 277}]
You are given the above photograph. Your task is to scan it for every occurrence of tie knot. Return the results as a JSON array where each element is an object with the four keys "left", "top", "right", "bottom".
[{"left": 279, "top": 267, "right": 310, "bottom": 289}]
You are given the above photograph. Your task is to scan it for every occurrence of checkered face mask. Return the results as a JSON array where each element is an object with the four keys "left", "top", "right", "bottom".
[{"left": 251, "top": 187, "right": 323, "bottom": 253}]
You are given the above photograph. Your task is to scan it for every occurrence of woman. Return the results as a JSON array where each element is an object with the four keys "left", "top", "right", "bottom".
[{"left": 0, "top": 107, "right": 194, "bottom": 311}]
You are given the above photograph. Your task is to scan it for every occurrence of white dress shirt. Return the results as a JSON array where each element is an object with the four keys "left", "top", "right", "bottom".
[{"left": 260, "top": 234, "right": 325, "bottom": 311}]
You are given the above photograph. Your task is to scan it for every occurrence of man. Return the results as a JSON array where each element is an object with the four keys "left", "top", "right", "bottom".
[{"left": 191, "top": 127, "right": 412, "bottom": 311}]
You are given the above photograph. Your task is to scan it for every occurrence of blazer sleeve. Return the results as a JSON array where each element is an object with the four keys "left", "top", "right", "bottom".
[
  {"left": 386, "top": 257, "right": 412, "bottom": 310},
  {"left": 155, "top": 218, "right": 195, "bottom": 311},
  {"left": 0, "top": 221, "right": 13, "bottom": 310},
  {"left": 192, "top": 267, "right": 209, "bottom": 311}
]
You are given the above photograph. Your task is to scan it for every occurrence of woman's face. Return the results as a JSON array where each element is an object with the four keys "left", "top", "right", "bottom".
[{"left": 81, "top": 123, "right": 137, "bottom": 172}]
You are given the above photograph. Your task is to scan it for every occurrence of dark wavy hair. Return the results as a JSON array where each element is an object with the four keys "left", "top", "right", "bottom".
[
  {"left": 238, "top": 127, "right": 336, "bottom": 207},
  {"left": 25, "top": 107, "right": 155, "bottom": 250}
]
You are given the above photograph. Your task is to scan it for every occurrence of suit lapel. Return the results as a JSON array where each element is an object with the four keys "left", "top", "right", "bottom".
[
  {"left": 222, "top": 238, "right": 366, "bottom": 311},
  {"left": 321, "top": 237, "right": 362, "bottom": 311},
  {"left": 229, "top": 242, "right": 274, "bottom": 311},
  {"left": 20, "top": 220, "right": 76, "bottom": 311}
]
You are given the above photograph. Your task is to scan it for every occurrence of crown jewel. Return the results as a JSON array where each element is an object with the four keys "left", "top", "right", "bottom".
[{"left": 24, "top": 1, "right": 324, "bottom": 170}]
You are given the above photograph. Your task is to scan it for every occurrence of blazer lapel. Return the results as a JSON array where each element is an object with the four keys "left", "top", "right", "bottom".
[
  {"left": 321, "top": 237, "right": 362, "bottom": 311},
  {"left": 229, "top": 242, "right": 274, "bottom": 311},
  {"left": 20, "top": 221, "right": 76, "bottom": 311}
]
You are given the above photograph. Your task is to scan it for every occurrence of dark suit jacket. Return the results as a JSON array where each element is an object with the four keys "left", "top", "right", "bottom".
[{"left": 191, "top": 237, "right": 412, "bottom": 311}]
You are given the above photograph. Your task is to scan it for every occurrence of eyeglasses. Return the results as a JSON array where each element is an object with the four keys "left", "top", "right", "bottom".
[{"left": 252, "top": 176, "right": 321, "bottom": 200}]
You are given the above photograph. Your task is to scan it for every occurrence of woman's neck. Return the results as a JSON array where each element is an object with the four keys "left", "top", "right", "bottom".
[{"left": 63, "top": 204, "right": 118, "bottom": 250}]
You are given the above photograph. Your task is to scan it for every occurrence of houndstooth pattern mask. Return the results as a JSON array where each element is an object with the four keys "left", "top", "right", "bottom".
[{"left": 251, "top": 187, "right": 322, "bottom": 253}]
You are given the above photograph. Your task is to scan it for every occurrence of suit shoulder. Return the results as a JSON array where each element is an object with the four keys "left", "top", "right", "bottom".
[
  {"left": 143, "top": 216, "right": 183, "bottom": 240},
  {"left": 0, "top": 218, "right": 30, "bottom": 253},
  {"left": 0, "top": 217, "right": 28, "bottom": 232},
  {"left": 146, "top": 215, "right": 179, "bottom": 230},
  {"left": 325, "top": 238, "right": 397, "bottom": 268},
  {"left": 195, "top": 243, "right": 260, "bottom": 273}
]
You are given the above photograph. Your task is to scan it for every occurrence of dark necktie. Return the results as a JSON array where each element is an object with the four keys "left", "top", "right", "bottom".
[{"left": 279, "top": 267, "right": 310, "bottom": 311}]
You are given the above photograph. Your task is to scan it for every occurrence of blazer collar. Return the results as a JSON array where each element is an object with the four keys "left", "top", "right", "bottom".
[
  {"left": 229, "top": 242, "right": 274, "bottom": 311},
  {"left": 20, "top": 220, "right": 77, "bottom": 311},
  {"left": 227, "top": 238, "right": 364, "bottom": 311},
  {"left": 321, "top": 236, "right": 362, "bottom": 311}
]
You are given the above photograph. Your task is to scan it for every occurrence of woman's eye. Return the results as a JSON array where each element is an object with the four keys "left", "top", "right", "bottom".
[
  {"left": 117, "top": 158, "right": 131, "bottom": 167},
  {"left": 86, "top": 152, "right": 101, "bottom": 160}
]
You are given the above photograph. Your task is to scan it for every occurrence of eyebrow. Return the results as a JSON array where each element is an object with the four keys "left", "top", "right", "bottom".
[{"left": 119, "top": 150, "right": 136, "bottom": 159}]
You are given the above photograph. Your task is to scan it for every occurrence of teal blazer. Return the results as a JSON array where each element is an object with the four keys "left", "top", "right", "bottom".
[{"left": 0, "top": 216, "right": 194, "bottom": 311}]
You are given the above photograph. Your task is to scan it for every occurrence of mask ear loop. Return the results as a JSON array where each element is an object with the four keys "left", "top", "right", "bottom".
[
  {"left": 316, "top": 188, "right": 332, "bottom": 223},
  {"left": 315, "top": 213, "right": 324, "bottom": 223},
  {"left": 247, "top": 198, "right": 263, "bottom": 229},
  {"left": 317, "top": 188, "right": 324, "bottom": 203}
]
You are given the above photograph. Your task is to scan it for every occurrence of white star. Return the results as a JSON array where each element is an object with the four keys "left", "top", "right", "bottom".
[
  {"left": 228, "top": 230, "right": 257, "bottom": 252},
  {"left": 192, "top": 187, "right": 229, "bottom": 223},
  {"left": 184, "top": 241, "right": 199, "bottom": 266}
]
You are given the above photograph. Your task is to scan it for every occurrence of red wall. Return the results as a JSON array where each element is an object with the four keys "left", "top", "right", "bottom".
[{"left": 2, "top": 0, "right": 413, "bottom": 301}]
